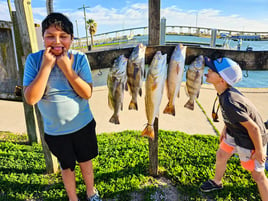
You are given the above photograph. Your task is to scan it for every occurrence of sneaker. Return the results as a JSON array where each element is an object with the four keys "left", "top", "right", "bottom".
[
  {"left": 87, "top": 190, "right": 102, "bottom": 201},
  {"left": 200, "top": 179, "right": 223, "bottom": 192}
]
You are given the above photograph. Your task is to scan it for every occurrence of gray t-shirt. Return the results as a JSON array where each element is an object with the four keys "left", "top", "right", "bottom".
[{"left": 219, "top": 87, "right": 267, "bottom": 149}]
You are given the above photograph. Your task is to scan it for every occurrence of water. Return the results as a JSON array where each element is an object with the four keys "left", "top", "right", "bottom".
[
  {"left": 230, "top": 70, "right": 268, "bottom": 88},
  {"left": 133, "top": 35, "right": 268, "bottom": 51},
  {"left": 92, "top": 67, "right": 268, "bottom": 88},
  {"left": 92, "top": 35, "right": 268, "bottom": 88},
  {"left": 195, "top": 68, "right": 268, "bottom": 88}
]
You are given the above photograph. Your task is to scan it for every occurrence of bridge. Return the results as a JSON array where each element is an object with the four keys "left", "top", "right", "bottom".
[{"left": 75, "top": 25, "right": 268, "bottom": 46}]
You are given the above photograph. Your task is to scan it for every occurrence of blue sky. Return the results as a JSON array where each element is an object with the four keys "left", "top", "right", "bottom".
[{"left": 1, "top": 0, "right": 268, "bottom": 38}]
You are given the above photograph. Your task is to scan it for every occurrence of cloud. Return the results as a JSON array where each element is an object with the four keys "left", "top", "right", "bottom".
[
  {"left": 161, "top": 6, "right": 268, "bottom": 32},
  {"left": 0, "top": 1, "right": 12, "bottom": 21},
  {"left": 1, "top": 1, "right": 267, "bottom": 38}
]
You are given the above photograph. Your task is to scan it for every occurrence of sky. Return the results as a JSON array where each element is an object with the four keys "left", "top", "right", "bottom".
[{"left": 0, "top": 0, "right": 268, "bottom": 38}]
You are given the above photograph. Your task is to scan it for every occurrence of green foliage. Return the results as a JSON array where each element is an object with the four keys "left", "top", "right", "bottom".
[{"left": 0, "top": 130, "right": 265, "bottom": 200}]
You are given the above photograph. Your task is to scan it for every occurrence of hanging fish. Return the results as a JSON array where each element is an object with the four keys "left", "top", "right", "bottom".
[
  {"left": 184, "top": 55, "right": 205, "bottom": 110},
  {"left": 163, "top": 44, "right": 187, "bottom": 116},
  {"left": 107, "top": 55, "right": 128, "bottom": 124},
  {"left": 127, "top": 43, "right": 146, "bottom": 110},
  {"left": 142, "top": 51, "right": 167, "bottom": 140}
]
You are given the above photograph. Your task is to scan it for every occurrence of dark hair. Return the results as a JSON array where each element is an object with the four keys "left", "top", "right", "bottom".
[{"left": 42, "top": 12, "right": 73, "bottom": 38}]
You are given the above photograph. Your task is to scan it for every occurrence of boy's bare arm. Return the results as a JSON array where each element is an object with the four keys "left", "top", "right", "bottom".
[
  {"left": 240, "top": 119, "right": 266, "bottom": 164},
  {"left": 24, "top": 47, "right": 55, "bottom": 105},
  {"left": 56, "top": 51, "right": 93, "bottom": 99}
]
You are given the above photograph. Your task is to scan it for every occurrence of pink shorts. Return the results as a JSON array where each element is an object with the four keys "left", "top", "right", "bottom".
[{"left": 220, "top": 134, "right": 266, "bottom": 172}]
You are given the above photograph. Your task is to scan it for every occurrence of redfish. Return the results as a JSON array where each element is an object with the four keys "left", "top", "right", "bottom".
[
  {"left": 142, "top": 51, "right": 167, "bottom": 139},
  {"left": 163, "top": 44, "right": 186, "bottom": 116}
]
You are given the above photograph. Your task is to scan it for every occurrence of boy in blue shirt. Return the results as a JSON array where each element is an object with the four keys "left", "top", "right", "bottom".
[{"left": 23, "top": 12, "right": 101, "bottom": 201}]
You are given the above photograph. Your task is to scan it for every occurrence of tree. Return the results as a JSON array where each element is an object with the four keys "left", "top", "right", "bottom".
[{"left": 86, "top": 18, "right": 97, "bottom": 48}]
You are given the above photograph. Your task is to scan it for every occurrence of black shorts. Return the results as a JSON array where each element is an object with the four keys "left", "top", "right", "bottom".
[{"left": 44, "top": 119, "right": 98, "bottom": 171}]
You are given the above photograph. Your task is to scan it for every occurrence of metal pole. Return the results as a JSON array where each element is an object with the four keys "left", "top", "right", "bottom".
[
  {"left": 210, "top": 29, "right": 217, "bottom": 47},
  {"left": 75, "top": 20, "right": 79, "bottom": 38},
  {"left": 78, "top": 4, "right": 90, "bottom": 47},
  {"left": 46, "top": 0, "right": 53, "bottom": 14},
  {"left": 160, "top": 17, "right": 166, "bottom": 45},
  {"left": 195, "top": 11, "right": 198, "bottom": 27},
  {"left": 75, "top": 20, "right": 80, "bottom": 47}
]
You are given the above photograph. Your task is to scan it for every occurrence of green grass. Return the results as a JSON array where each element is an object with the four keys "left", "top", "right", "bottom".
[{"left": 0, "top": 130, "right": 265, "bottom": 200}]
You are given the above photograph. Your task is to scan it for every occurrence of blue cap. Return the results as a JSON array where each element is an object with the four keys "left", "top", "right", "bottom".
[{"left": 205, "top": 57, "right": 242, "bottom": 86}]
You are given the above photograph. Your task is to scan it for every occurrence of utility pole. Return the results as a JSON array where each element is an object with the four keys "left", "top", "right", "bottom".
[
  {"left": 78, "top": 4, "right": 90, "bottom": 47},
  {"left": 75, "top": 20, "right": 80, "bottom": 47}
]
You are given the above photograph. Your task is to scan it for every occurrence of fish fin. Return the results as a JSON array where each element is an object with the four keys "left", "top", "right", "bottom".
[
  {"left": 151, "top": 82, "right": 158, "bottom": 91},
  {"left": 125, "top": 82, "right": 128, "bottom": 91},
  {"left": 112, "top": 80, "right": 119, "bottom": 96},
  {"left": 108, "top": 97, "right": 113, "bottom": 109},
  {"left": 184, "top": 85, "right": 189, "bottom": 97},
  {"left": 195, "top": 71, "right": 200, "bottom": 80},
  {"left": 177, "top": 90, "right": 180, "bottom": 98},
  {"left": 141, "top": 124, "right": 155, "bottom": 140},
  {"left": 197, "top": 91, "right": 200, "bottom": 98},
  {"left": 163, "top": 103, "right": 175, "bottom": 116},
  {"left": 139, "top": 88, "right": 142, "bottom": 96},
  {"left": 133, "top": 66, "right": 139, "bottom": 79},
  {"left": 184, "top": 99, "right": 194, "bottom": 110},
  {"left": 142, "top": 68, "right": 146, "bottom": 80},
  {"left": 176, "top": 64, "right": 180, "bottom": 75},
  {"left": 129, "top": 101, "right": 138, "bottom": 110},
  {"left": 125, "top": 82, "right": 129, "bottom": 91},
  {"left": 109, "top": 114, "right": 120, "bottom": 124}
]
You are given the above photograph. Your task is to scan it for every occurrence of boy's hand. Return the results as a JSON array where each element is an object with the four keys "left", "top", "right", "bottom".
[
  {"left": 219, "top": 126, "right": 227, "bottom": 142},
  {"left": 251, "top": 150, "right": 266, "bottom": 164},
  {"left": 42, "top": 47, "right": 56, "bottom": 69},
  {"left": 56, "top": 48, "right": 74, "bottom": 72}
]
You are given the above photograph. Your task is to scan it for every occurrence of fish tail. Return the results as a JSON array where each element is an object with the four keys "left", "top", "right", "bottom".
[
  {"left": 109, "top": 114, "right": 120, "bottom": 124},
  {"left": 128, "top": 100, "right": 138, "bottom": 110},
  {"left": 141, "top": 124, "right": 155, "bottom": 140},
  {"left": 163, "top": 103, "right": 175, "bottom": 116},
  {"left": 184, "top": 99, "right": 194, "bottom": 110}
]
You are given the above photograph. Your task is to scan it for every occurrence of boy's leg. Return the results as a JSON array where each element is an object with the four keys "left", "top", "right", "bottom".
[
  {"left": 213, "top": 148, "right": 233, "bottom": 184},
  {"left": 200, "top": 134, "right": 235, "bottom": 192},
  {"left": 200, "top": 148, "right": 233, "bottom": 192},
  {"left": 61, "top": 168, "right": 79, "bottom": 201},
  {"left": 79, "top": 160, "right": 95, "bottom": 197},
  {"left": 251, "top": 170, "right": 268, "bottom": 200}
]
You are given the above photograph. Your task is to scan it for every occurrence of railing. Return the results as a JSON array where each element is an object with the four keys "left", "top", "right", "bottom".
[{"left": 73, "top": 25, "right": 268, "bottom": 49}]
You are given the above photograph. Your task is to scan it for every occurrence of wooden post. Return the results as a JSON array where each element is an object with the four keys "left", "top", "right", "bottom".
[
  {"left": 35, "top": 107, "right": 59, "bottom": 173},
  {"left": 148, "top": 0, "right": 160, "bottom": 176},
  {"left": 14, "top": 0, "right": 59, "bottom": 173},
  {"left": 12, "top": 5, "right": 39, "bottom": 144},
  {"left": 149, "top": 118, "right": 159, "bottom": 176},
  {"left": 149, "top": 0, "right": 160, "bottom": 46}
]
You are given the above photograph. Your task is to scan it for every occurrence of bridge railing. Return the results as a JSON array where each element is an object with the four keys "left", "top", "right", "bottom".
[{"left": 73, "top": 25, "right": 268, "bottom": 49}]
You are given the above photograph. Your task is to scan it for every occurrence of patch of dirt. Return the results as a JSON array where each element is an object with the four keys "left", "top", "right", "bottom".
[{"left": 104, "top": 176, "right": 188, "bottom": 201}]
